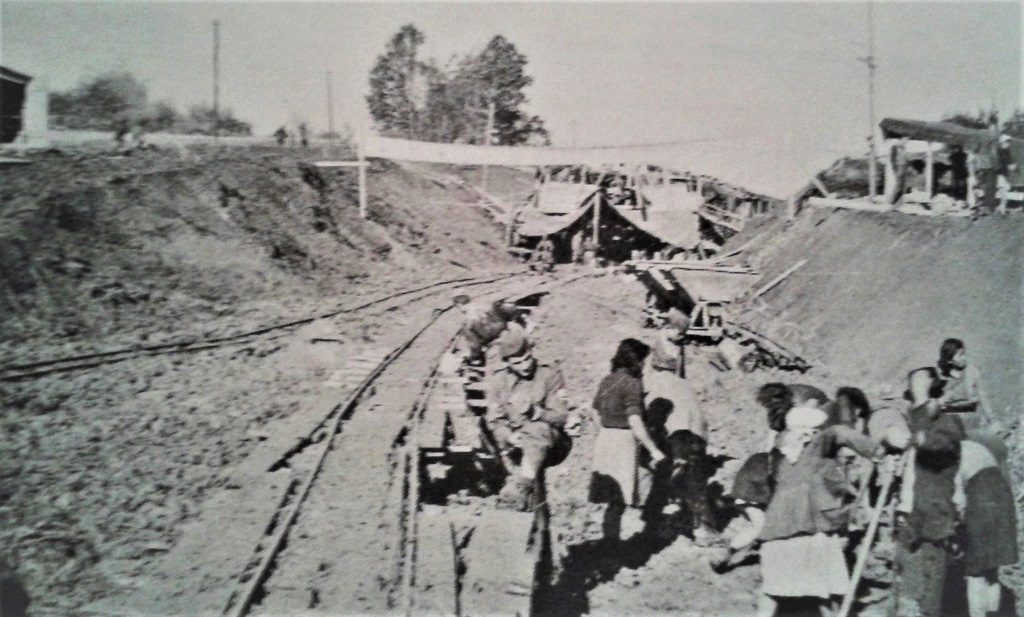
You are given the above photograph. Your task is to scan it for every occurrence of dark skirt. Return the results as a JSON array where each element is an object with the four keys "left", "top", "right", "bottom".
[{"left": 965, "top": 467, "right": 1019, "bottom": 576}]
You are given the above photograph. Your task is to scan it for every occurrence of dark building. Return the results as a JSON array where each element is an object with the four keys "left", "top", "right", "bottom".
[{"left": 1, "top": 66, "right": 33, "bottom": 143}]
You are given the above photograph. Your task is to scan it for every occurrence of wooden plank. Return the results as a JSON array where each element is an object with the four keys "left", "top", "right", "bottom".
[
  {"left": 449, "top": 414, "right": 482, "bottom": 449},
  {"left": 461, "top": 509, "right": 539, "bottom": 617},
  {"left": 626, "top": 260, "right": 757, "bottom": 275},
  {"left": 414, "top": 506, "right": 459, "bottom": 617},
  {"left": 419, "top": 402, "right": 450, "bottom": 451},
  {"left": 751, "top": 259, "right": 807, "bottom": 299},
  {"left": 805, "top": 196, "right": 892, "bottom": 212},
  {"left": 313, "top": 161, "right": 363, "bottom": 168}
]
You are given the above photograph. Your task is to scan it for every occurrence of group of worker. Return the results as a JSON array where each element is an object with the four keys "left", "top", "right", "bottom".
[{"left": 451, "top": 291, "right": 1017, "bottom": 617}]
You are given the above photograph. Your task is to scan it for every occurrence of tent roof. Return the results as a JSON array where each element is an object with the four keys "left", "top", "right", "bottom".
[
  {"left": 535, "top": 182, "right": 598, "bottom": 214},
  {"left": 516, "top": 199, "right": 595, "bottom": 237},
  {"left": 879, "top": 118, "right": 995, "bottom": 151}
]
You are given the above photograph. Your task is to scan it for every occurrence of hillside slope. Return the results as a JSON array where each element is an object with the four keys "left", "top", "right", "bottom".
[
  {"left": 0, "top": 145, "right": 517, "bottom": 361},
  {"left": 731, "top": 209, "right": 1022, "bottom": 422}
]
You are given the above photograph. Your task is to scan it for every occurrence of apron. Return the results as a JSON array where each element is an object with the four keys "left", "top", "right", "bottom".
[{"left": 590, "top": 427, "right": 639, "bottom": 506}]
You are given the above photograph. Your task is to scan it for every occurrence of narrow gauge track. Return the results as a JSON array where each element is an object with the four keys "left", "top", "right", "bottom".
[
  {"left": 224, "top": 271, "right": 595, "bottom": 617},
  {"left": 0, "top": 272, "right": 521, "bottom": 382}
]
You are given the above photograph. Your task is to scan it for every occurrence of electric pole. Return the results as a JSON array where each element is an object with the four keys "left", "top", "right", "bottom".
[
  {"left": 326, "top": 70, "right": 336, "bottom": 139},
  {"left": 859, "top": 0, "right": 877, "bottom": 201},
  {"left": 213, "top": 20, "right": 220, "bottom": 137}
]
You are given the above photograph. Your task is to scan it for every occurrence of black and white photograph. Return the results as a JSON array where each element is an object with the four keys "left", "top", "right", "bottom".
[{"left": 0, "top": 1, "right": 1021, "bottom": 616}]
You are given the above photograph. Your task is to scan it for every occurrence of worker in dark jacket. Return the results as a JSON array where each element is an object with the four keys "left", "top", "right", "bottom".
[{"left": 893, "top": 367, "right": 965, "bottom": 617}]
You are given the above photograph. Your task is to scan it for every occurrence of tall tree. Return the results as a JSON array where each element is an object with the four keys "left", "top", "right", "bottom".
[
  {"left": 366, "top": 24, "right": 428, "bottom": 138},
  {"left": 50, "top": 71, "right": 148, "bottom": 130},
  {"left": 444, "top": 36, "right": 548, "bottom": 146}
]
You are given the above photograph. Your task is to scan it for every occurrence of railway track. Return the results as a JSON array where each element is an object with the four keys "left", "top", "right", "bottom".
[
  {"left": 212, "top": 271, "right": 594, "bottom": 617},
  {"left": 0, "top": 272, "right": 521, "bottom": 382}
]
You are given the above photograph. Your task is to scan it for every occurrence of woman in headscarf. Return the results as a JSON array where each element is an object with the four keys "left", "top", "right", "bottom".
[
  {"left": 754, "top": 405, "right": 879, "bottom": 617},
  {"left": 589, "top": 338, "right": 665, "bottom": 540}
]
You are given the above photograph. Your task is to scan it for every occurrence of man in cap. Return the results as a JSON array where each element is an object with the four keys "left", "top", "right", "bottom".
[{"left": 486, "top": 325, "right": 579, "bottom": 510}]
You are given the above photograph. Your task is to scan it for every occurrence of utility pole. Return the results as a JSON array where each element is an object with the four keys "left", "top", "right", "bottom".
[
  {"left": 481, "top": 98, "right": 495, "bottom": 192},
  {"left": 859, "top": 0, "right": 877, "bottom": 201},
  {"left": 213, "top": 19, "right": 220, "bottom": 137},
  {"left": 326, "top": 70, "right": 335, "bottom": 139}
]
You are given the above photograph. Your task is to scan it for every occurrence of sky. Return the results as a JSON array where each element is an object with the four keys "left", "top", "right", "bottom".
[{"left": 2, "top": 1, "right": 1020, "bottom": 196}]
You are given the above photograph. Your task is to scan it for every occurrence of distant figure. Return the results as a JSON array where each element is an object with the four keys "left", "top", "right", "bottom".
[
  {"left": 950, "top": 145, "right": 969, "bottom": 201},
  {"left": 299, "top": 123, "right": 309, "bottom": 148},
  {"left": 532, "top": 236, "right": 555, "bottom": 273},
  {"left": 113, "top": 115, "right": 131, "bottom": 146},
  {"left": 571, "top": 230, "right": 585, "bottom": 264},
  {"left": 274, "top": 126, "right": 288, "bottom": 146},
  {"left": 996, "top": 134, "right": 1015, "bottom": 214},
  {"left": 890, "top": 137, "right": 910, "bottom": 204}
]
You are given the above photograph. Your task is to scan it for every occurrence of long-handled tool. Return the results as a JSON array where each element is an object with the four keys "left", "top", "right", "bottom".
[{"left": 837, "top": 453, "right": 904, "bottom": 617}]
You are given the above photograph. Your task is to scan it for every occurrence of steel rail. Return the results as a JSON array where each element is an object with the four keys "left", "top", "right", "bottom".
[
  {"left": 222, "top": 304, "right": 455, "bottom": 617},
  {"left": 0, "top": 272, "right": 520, "bottom": 381}
]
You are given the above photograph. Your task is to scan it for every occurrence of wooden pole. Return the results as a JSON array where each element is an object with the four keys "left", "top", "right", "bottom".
[
  {"left": 837, "top": 456, "right": 902, "bottom": 617},
  {"left": 967, "top": 153, "right": 977, "bottom": 209},
  {"left": 212, "top": 20, "right": 220, "bottom": 138},
  {"left": 925, "top": 141, "right": 934, "bottom": 201},
  {"left": 592, "top": 191, "right": 601, "bottom": 249},
  {"left": 326, "top": 71, "right": 335, "bottom": 139},
  {"left": 865, "top": 0, "right": 878, "bottom": 202},
  {"left": 358, "top": 136, "right": 367, "bottom": 219}
]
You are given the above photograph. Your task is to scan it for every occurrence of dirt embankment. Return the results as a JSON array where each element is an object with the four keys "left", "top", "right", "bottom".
[
  {"left": 731, "top": 209, "right": 1022, "bottom": 423},
  {"left": 729, "top": 207, "right": 1024, "bottom": 601},
  {"left": 0, "top": 146, "right": 520, "bottom": 361}
]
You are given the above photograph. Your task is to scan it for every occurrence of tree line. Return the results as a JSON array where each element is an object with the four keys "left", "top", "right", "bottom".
[
  {"left": 367, "top": 25, "right": 549, "bottom": 146},
  {"left": 49, "top": 71, "right": 252, "bottom": 136}
]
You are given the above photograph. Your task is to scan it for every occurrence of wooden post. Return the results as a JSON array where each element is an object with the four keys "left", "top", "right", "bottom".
[
  {"left": 592, "top": 192, "right": 600, "bottom": 248},
  {"left": 967, "top": 153, "right": 977, "bottom": 209},
  {"left": 358, "top": 137, "right": 367, "bottom": 219},
  {"left": 925, "top": 141, "right": 934, "bottom": 201},
  {"left": 212, "top": 20, "right": 220, "bottom": 138}
]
